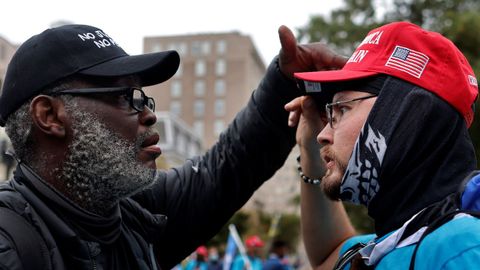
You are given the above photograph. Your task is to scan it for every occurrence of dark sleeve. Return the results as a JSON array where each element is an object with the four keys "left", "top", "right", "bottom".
[
  {"left": 132, "top": 57, "right": 300, "bottom": 269},
  {"left": 0, "top": 232, "right": 23, "bottom": 270}
]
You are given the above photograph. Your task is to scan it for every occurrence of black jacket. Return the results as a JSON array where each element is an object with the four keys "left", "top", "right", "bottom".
[{"left": 0, "top": 58, "right": 299, "bottom": 270}]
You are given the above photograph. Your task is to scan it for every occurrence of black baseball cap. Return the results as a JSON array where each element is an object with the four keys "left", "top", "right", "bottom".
[{"left": 0, "top": 24, "right": 180, "bottom": 126}]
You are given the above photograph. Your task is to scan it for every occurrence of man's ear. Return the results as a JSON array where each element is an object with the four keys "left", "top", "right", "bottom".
[{"left": 30, "top": 95, "right": 67, "bottom": 138}]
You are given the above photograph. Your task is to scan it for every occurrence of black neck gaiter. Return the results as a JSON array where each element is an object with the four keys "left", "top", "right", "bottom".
[
  {"left": 14, "top": 163, "right": 122, "bottom": 244},
  {"left": 339, "top": 76, "right": 477, "bottom": 237}
]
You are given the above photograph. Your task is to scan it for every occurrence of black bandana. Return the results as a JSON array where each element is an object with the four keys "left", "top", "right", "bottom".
[{"left": 339, "top": 76, "right": 477, "bottom": 236}]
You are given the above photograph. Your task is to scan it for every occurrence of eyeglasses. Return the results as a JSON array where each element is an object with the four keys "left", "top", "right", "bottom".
[
  {"left": 325, "top": 94, "right": 377, "bottom": 129},
  {"left": 50, "top": 87, "right": 155, "bottom": 112}
]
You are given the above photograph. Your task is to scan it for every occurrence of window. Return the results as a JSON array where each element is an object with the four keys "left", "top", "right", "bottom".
[
  {"left": 215, "top": 59, "right": 226, "bottom": 76},
  {"left": 170, "top": 101, "right": 182, "bottom": 116},
  {"left": 214, "top": 120, "right": 225, "bottom": 137},
  {"left": 192, "top": 41, "right": 211, "bottom": 56},
  {"left": 214, "top": 80, "right": 226, "bottom": 96},
  {"left": 214, "top": 99, "right": 225, "bottom": 117},
  {"left": 195, "top": 60, "right": 206, "bottom": 77},
  {"left": 151, "top": 43, "right": 162, "bottom": 53},
  {"left": 177, "top": 42, "right": 187, "bottom": 55},
  {"left": 155, "top": 120, "right": 167, "bottom": 144},
  {"left": 193, "top": 100, "right": 205, "bottom": 117},
  {"left": 194, "top": 80, "right": 206, "bottom": 97},
  {"left": 193, "top": 121, "right": 204, "bottom": 138},
  {"left": 216, "top": 40, "right": 227, "bottom": 55},
  {"left": 167, "top": 42, "right": 187, "bottom": 56},
  {"left": 188, "top": 141, "right": 200, "bottom": 157},
  {"left": 174, "top": 63, "right": 183, "bottom": 78},
  {"left": 191, "top": 41, "right": 202, "bottom": 56},
  {"left": 170, "top": 81, "right": 182, "bottom": 98},
  {"left": 201, "top": 41, "right": 211, "bottom": 55},
  {"left": 176, "top": 132, "right": 186, "bottom": 154}
]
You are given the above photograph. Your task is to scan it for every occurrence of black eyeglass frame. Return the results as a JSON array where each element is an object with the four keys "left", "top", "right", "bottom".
[
  {"left": 49, "top": 87, "right": 155, "bottom": 113},
  {"left": 325, "top": 94, "right": 377, "bottom": 129}
]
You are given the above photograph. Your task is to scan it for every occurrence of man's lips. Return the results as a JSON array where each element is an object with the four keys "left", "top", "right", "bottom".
[
  {"left": 320, "top": 148, "right": 334, "bottom": 170},
  {"left": 324, "top": 158, "right": 335, "bottom": 170},
  {"left": 140, "top": 133, "right": 162, "bottom": 158}
]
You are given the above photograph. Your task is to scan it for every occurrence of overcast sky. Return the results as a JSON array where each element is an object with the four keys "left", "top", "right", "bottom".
[{"left": 1, "top": 0, "right": 343, "bottom": 65}]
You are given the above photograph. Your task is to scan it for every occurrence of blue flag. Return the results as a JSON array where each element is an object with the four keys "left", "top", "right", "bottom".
[{"left": 223, "top": 225, "right": 238, "bottom": 270}]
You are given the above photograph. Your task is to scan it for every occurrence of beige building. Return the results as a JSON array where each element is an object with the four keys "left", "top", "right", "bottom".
[
  {"left": 0, "top": 35, "right": 17, "bottom": 89},
  {"left": 143, "top": 32, "right": 300, "bottom": 215},
  {"left": 154, "top": 111, "right": 203, "bottom": 169},
  {"left": 143, "top": 31, "right": 266, "bottom": 147},
  {"left": 0, "top": 35, "right": 17, "bottom": 181}
]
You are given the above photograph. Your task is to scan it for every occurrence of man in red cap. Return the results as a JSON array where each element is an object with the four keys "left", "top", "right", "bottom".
[
  {"left": 286, "top": 21, "right": 479, "bottom": 269},
  {"left": 232, "top": 235, "right": 265, "bottom": 270},
  {"left": 184, "top": 246, "right": 209, "bottom": 270}
]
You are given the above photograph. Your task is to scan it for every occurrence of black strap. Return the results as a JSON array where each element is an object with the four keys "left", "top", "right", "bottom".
[{"left": 0, "top": 207, "right": 51, "bottom": 270}]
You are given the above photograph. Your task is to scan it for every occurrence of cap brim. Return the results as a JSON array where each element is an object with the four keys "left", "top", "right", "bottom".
[
  {"left": 294, "top": 69, "right": 379, "bottom": 83},
  {"left": 79, "top": 50, "right": 180, "bottom": 86},
  {"left": 295, "top": 69, "right": 382, "bottom": 107}
]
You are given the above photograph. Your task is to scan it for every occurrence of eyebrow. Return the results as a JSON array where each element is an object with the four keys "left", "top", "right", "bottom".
[
  {"left": 332, "top": 91, "right": 369, "bottom": 103},
  {"left": 332, "top": 92, "right": 351, "bottom": 103}
]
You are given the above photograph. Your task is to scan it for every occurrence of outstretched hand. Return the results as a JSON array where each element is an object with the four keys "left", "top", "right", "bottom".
[{"left": 278, "top": 25, "right": 347, "bottom": 79}]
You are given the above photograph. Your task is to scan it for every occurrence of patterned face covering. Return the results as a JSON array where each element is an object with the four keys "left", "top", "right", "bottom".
[
  {"left": 340, "top": 124, "right": 386, "bottom": 206},
  {"left": 339, "top": 76, "right": 477, "bottom": 236}
]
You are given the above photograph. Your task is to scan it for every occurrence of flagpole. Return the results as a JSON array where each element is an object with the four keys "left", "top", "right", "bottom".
[{"left": 228, "top": 224, "right": 252, "bottom": 270}]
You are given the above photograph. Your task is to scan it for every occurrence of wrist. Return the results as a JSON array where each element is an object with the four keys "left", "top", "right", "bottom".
[{"left": 297, "top": 155, "right": 323, "bottom": 185}]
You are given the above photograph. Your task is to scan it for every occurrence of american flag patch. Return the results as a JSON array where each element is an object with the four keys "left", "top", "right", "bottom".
[
  {"left": 385, "top": 46, "right": 429, "bottom": 78},
  {"left": 468, "top": 75, "right": 478, "bottom": 87}
]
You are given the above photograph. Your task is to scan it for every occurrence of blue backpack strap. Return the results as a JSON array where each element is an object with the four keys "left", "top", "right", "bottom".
[
  {"left": 408, "top": 171, "right": 480, "bottom": 270},
  {"left": 461, "top": 172, "right": 480, "bottom": 211}
]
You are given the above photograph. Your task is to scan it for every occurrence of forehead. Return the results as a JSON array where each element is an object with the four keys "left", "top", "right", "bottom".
[{"left": 332, "top": 90, "right": 366, "bottom": 102}]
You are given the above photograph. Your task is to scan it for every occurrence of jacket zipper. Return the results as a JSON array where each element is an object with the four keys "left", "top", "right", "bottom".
[{"left": 87, "top": 243, "right": 98, "bottom": 270}]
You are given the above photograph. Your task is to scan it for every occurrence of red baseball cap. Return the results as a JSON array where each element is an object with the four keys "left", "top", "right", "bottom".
[
  {"left": 245, "top": 235, "right": 264, "bottom": 248},
  {"left": 196, "top": 246, "right": 208, "bottom": 257},
  {"left": 295, "top": 21, "right": 478, "bottom": 127}
]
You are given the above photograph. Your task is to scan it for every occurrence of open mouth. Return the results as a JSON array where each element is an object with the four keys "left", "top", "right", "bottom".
[
  {"left": 140, "top": 133, "right": 162, "bottom": 159},
  {"left": 320, "top": 147, "right": 335, "bottom": 170}
]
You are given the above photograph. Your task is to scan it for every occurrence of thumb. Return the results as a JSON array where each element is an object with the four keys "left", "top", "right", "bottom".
[
  {"left": 278, "top": 25, "right": 297, "bottom": 63},
  {"left": 301, "top": 96, "right": 317, "bottom": 120}
]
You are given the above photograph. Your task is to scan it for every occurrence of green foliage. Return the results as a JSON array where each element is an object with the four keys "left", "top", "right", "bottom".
[
  {"left": 207, "top": 210, "right": 301, "bottom": 254},
  {"left": 207, "top": 211, "right": 250, "bottom": 248},
  {"left": 344, "top": 203, "right": 374, "bottom": 234},
  {"left": 297, "top": 0, "right": 382, "bottom": 55},
  {"left": 275, "top": 213, "right": 301, "bottom": 246}
]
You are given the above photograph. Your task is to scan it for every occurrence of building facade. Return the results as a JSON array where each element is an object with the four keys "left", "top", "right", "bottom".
[
  {"left": 143, "top": 32, "right": 300, "bottom": 215},
  {"left": 0, "top": 35, "right": 17, "bottom": 181},
  {"left": 154, "top": 111, "right": 203, "bottom": 169},
  {"left": 143, "top": 31, "right": 266, "bottom": 147},
  {"left": 0, "top": 35, "right": 17, "bottom": 90}
]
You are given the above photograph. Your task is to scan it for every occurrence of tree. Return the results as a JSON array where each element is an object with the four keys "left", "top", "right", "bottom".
[{"left": 297, "top": 0, "right": 382, "bottom": 55}]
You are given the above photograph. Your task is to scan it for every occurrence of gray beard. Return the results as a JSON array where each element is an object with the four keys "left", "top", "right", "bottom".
[{"left": 60, "top": 104, "right": 156, "bottom": 214}]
